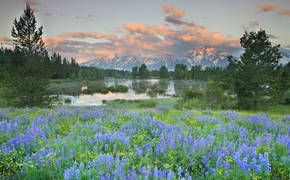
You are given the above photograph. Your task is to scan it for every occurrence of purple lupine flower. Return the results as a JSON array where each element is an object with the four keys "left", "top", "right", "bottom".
[
  {"left": 178, "top": 167, "right": 182, "bottom": 177},
  {"left": 153, "top": 167, "right": 159, "bottom": 178},
  {"left": 224, "top": 160, "right": 230, "bottom": 170},
  {"left": 256, "top": 137, "right": 263, "bottom": 148},
  {"left": 167, "top": 170, "right": 174, "bottom": 180},
  {"left": 33, "top": 153, "right": 38, "bottom": 162},
  {"left": 105, "top": 173, "right": 111, "bottom": 180}
]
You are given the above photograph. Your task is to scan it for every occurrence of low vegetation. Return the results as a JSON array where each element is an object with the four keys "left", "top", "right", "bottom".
[{"left": 0, "top": 106, "right": 289, "bottom": 179}]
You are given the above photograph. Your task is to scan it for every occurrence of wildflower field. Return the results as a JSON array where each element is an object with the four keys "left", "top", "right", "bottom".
[{"left": 0, "top": 106, "right": 289, "bottom": 179}]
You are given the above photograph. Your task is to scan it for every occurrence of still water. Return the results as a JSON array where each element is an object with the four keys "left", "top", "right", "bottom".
[{"left": 59, "top": 79, "right": 206, "bottom": 106}]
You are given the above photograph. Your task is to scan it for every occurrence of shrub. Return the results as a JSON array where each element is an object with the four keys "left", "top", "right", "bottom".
[
  {"left": 115, "top": 85, "right": 129, "bottom": 93},
  {"left": 138, "top": 100, "right": 157, "bottom": 108}
]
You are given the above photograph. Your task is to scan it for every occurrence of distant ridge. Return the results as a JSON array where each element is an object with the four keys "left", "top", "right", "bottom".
[{"left": 80, "top": 47, "right": 290, "bottom": 70}]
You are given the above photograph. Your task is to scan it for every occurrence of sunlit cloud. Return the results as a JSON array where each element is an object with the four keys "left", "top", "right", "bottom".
[
  {"left": 163, "top": 6, "right": 185, "bottom": 18},
  {"left": 0, "top": 36, "right": 13, "bottom": 48},
  {"left": 257, "top": 3, "right": 279, "bottom": 12},
  {"left": 42, "top": 6, "right": 240, "bottom": 63},
  {"left": 279, "top": 8, "right": 290, "bottom": 16},
  {"left": 242, "top": 20, "right": 259, "bottom": 31},
  {"left": 255, "top": 3, "right": 290, "bottom": 17},
  {"left": 0, "top": 17, "right": 7, "bottom": 21},
  {"left": 45, "top": 12, "right": 52, "bottom": 16},
  {"left": 22, "top": 0, "right": 38, "bottom": 6},
  {"left": 163, "top": 6, "right": 185, "bottom": 25}
]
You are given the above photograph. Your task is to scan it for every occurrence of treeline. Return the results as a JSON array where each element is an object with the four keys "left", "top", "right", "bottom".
[{"left": 130, "top": 63, "right": 228, "bottom": 81}]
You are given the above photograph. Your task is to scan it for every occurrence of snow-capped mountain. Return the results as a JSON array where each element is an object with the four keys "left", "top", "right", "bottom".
[
  {"left": 81, "top": 48, "right": 230, "bottom": 70},
  {"left": 179, "top": 48, "right": 230, "bottom": 68},
  {"left": 281, "top": 51, "right": 290, "bottom": 65}
]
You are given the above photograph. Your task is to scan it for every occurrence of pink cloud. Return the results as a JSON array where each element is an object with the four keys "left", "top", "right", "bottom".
[
  {"left": 257, "top": 3, "right": 279, "bottom": 12},
  {"left": 255, "top": 3, "right": 290, "bottom": 17},
  {"left": 58, "top": 32, "right": 118, "bottom": 42},
  {"left": 0, "top": 36, "right": 11, "bottom": 41},
  {"left": 279, "top": 8, "right": 290, "bottom": 16},
  {"left": 242, "top": 20, "right": 259, "bottom": 31},
  {"left": 45, "top": 12, "right": 52, "bottom": 16},
  {"left": 22, "top": 0, "right": 38, "bottom": 6},
  {"left": 0, "top": 17, "right": 7, "bottom": 21},
  {"left": 163, "top": 6, "right": 185, "bottom": 18},
  {"left": 41, "top": 6, "right": 240, "bottom": 63}
]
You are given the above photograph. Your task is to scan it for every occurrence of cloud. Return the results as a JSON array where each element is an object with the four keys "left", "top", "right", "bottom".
[
  {"left": 257, "top": 3, "right": 279, "bottom": 12},
  {"left": 0, "top": 17, "right": 7, "bottom": 21},
  {"left": 267, "top": 34, "right": 278, "bottom": 39},
  {"left": 0, "top": 36, "right": 11, "bottom": 41},
  {"left": 43, "top": 6, "right": 240, "bottom": 62},
  {"left": 22, "top": 0, "right": 38, "bottom": 6},
  {"left": 163, "top": 6, "right": 186, "bottom": 25},
  {"left": 45, "top": 12, "right": 52, "bottom": 16},
  {"left": 163, "top": 6, "right": 185, "bottom": 18},
  {"left": 279, "top": 8, "right": 290, "bottom": 16},
  {"left": 255, "top": 3, "right": 290, "bottom": 17},
  {"left": 75, "top": 15, "right": 94, "bottom": 23},
  {"left": 0, "top": 36, "right": 13, "bottom": 48},
  {"left": 242, "top": 20, "right": 259, "bottom": 31}
]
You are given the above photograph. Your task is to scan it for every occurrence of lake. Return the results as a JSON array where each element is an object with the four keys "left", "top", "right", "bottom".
[{"left": 56, "top": 79, "right": 206, "bottom": 106}]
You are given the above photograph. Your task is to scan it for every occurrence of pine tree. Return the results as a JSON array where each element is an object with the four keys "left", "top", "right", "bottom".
[
  {"left": 159, "top": 66, "right": 169, "bottom": 79},
  {"left": 3, "top": 4, "right": 53, "bottom": 107},
  {"left": 139, "top": 64, "right": 151, "bottom": 79},
  {"left": 132, "top": 66, "right": 138, "bottom": 79},
  {"left": 228, "top": 30, "right": 282, "bottom": 109},
  {"left": 12, "top": 4, "right": 46, "bottom": 56}
]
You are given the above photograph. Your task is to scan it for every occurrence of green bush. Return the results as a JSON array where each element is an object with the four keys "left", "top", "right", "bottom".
[
  {"left": 138, "top": 100, "right": 157, "bottom": 108},
  {"left": 182, "top": 86, "right": 202, "bottom": 101},
  {"left": 0, "top": 86, "right": 15, "bottom": 108},
  {"left": 175, "top": 81, "right": 235, "bottom": 110},
  {"left": 115, "top": 85, "right": 129, "bottom": 93}
]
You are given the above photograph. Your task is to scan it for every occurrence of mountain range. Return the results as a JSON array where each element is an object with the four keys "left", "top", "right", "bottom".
[{"left": 80, "top": 47, "right": 290, "bottom": 70}]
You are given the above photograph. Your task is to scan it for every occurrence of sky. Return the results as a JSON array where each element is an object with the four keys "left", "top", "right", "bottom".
[{"left": 0, "top": 0, "right": 290, "bottom": 63}]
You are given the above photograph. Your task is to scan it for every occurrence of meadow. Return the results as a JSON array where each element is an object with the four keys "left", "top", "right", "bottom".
[{"left": 0, "top": 106, "right": 289, "bottom": 179}]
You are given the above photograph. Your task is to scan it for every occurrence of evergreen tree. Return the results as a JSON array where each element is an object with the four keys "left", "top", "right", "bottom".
[
  {"left": 159, "top": 66, "right": 169, "bottom": 79},
  {"left": 132, "top": 66, "right": 138, "bottom": 79},
  {"left": 227, "top": 30, "right": 282, "bottom": 109},
  {"left": 138, "top": 64, "right": 151, "bottom": 79},
  {"left": 3, "top": 4, "right": 53, "bottom": 107},
  {"left": 174, "top": 64, "right": 188, "bottom": 79},
  {"left": 11, "top": 4, "right": 46, "bottom": 57}
]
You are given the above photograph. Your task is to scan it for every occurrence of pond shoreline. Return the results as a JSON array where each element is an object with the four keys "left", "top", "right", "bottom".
[{"left": 49, "top": 79, "right": 206, "bottom": 106}]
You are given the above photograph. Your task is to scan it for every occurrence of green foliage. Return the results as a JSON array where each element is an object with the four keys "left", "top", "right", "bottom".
[
  {"left": 174, "top": 63, "right": 189, "bottom": 79},
  {"left": 138, "top": 64, "right": 151, "bottom": 79},
  {"left": 2, "top": 106, "right": 289, "bottom": 179},
  {"left": 131, "top": 66, "right": 138, "bottom": 79},
  {"left": 51, "top": 53, "right": 80, "bottom": 80},
  {"left": 80, "top": 67, "right": 104, "bottom": 80},
  {"left": 227, "top": 30, "right": 282, "bottom": 110},
  {"left": 11, "top": 4, "right": 46, "bottom": 56},
  {"left": 181, "top": 86, "right": 202, "bottom": 101},
  {"left": 138, "top": 100, "right": 157, "bottom": 108},
  {"left": 176, "top": 81, "right": 234, "bottom": 110},
  {"left": 147, "top": 88, "right": 166, "bottom": 97},
  {"left": 159, "top": 66, "right": 169, "bottom": 79},
  {"left": 1, "top": 5, "right": 56, "bottom": 108}
]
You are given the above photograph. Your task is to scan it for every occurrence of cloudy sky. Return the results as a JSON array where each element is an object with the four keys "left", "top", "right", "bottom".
[{"left": 0, "top": 0, "right": 290, "bottom": 62}]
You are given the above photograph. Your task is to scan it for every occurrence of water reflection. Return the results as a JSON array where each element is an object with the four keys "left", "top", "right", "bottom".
[{"left": 60, "top": 79, "right": 206, "bottom": 106}]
